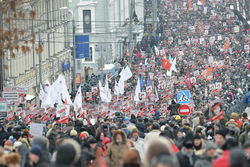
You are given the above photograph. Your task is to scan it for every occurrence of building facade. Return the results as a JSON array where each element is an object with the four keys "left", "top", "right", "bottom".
[
  {"left": 2, "top": 0, "right": 72, "bottom": 99},
  {"left": 69, "top": 0, "right": 144, "bottom": 84}
]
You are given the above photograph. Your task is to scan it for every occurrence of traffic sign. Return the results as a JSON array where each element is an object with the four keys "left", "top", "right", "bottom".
[
  {"left": 178, "top": 105, "right": 191, "bottom": 115},
  {"left": 177, "top": 90, "right": 191, "bottom": 104}
]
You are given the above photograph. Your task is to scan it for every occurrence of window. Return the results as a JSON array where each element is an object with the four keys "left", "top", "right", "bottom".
[
  {"left": 85, "top": 47, "right": 93, "bottom": 62},
  {"left": 83, "top": 10, "right": 92, "bottom": 33}
]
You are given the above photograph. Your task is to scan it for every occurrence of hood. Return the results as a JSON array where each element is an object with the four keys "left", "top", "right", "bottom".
[
  {"left": 32, "top": 137, "right": 49, "bottom": 151},
  {"left": 112, "top": 129, "right": 127, "bottom": 144},
  {"left": 245, "top": 124, "right": 250, "bottom": 131},
  {"left": 56, "top": 139, "right": 81, "bottom": 166}
]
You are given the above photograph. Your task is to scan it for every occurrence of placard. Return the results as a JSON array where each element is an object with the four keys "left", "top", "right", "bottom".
[{"left": 30, "top": 123, "right": 44, "bottom": 137}]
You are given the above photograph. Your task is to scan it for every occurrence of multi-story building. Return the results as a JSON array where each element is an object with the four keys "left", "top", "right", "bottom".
[
  {"left": 69, "top": 0, "right": 144, "bottom": 84},
  {"left": 2, "top": 0, "right": 72, "bottom": 100}
]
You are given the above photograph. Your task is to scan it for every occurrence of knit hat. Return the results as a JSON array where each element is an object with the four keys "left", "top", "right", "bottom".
[
  {"left": 175, "top": 115, "right": 181, "bottom": 120},
  {"left": 70, "top": 130, "right": 78, "bottom": 136},
  {"left": 88, "top": 137, "right": 97, "bottom": 144},
  {"left": 183, "top": 140, "right": 194, "bottom": 149},
  {"left": 205, "top": 142, "right": 217, "bottom": 150},
  {"left": 30, "top": 145, "right": 42, "bottom": 157}
]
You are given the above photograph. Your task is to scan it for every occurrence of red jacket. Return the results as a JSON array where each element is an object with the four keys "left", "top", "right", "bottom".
[{"left": 213, "top": 150, "right": 230, "bottom": 167}]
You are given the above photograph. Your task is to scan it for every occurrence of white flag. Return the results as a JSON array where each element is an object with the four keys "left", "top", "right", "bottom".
[
  {"left": 119, "top": 66, "right": 132, "bottom": 81},
  {"left": 104, "top": 76, "right": 112, "bottom": 103},
  {"left": 74, "top": 86, "right": 82, "bottom": 109},
  {"left": 41, "top": 81, "right": 54, "bottom": 108},
  {"left": 114, "top": 80, "right": 119, "bottom": 96},
  {"left": 38, "top": 85, "right": 45, "bottom": 101},
  {"left": 58, "top": 75, "right": 72, "bottom": 104},
  {"left": 118, "top": 77, "right": 125, "bottom": 95},
  {"left": 134, "top": 77, "right": 141, "bottom": 102},
  {"left": 99, "top": 81, "right": 107, "bottom": 102}
]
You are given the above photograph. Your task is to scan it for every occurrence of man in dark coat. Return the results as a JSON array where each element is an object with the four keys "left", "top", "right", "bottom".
[
  {"left": 177, "top": 140, "right": 197, "bottom": 167},
  {"left": 0, "top": 124, "right": 8, "bottom": 146}
]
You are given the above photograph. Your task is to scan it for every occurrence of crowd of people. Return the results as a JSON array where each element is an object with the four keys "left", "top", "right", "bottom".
[
  {"left": 0, "top": 0, "right": 249, "bottom": 167},
  {"left": 1, "top": 111, "right": 250, "bottom": 167}
]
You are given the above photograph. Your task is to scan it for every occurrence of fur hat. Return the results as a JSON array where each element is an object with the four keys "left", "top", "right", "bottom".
[
  {"left": 56, "top": 139, "right": 81, "bottom": 166},
  {"left": 205, "top": 142, "right": 217, "bottom": 150},
  {"left": 215, "top": 129, "right": 227, "bottom": 138},
  {"left": 79, "top": 131, "right": 89, "bottom": 139},
  {"left": 3, "top": 153, "right": 21, "bottom": 165},
  {"left": 231, "top": 112, "right": 239, "bottom": 119}
]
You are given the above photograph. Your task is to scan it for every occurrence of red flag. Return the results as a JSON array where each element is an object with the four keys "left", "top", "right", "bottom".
[
  {"left": 56, "top": 117, "right": 69, "bottom": 124},
  {"left": 162, "top": 57, "right": 172, "bottom": 70}
]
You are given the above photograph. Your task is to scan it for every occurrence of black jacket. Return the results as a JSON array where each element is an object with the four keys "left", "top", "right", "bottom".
[{"left": 177, "top": 150, "right": 197, "bottom": 167}]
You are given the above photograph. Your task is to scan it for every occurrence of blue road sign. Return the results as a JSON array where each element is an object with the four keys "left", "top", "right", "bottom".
[
  {"left": 177, "top": 90, "right": 191, "bottom": 104},
  {"left": 75, "top": 35, "right": 90, "bottom": 59}
]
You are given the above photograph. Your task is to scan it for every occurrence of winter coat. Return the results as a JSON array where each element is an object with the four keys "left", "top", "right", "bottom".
[
  {"left": 31, "top": 137, "right": 51, "bottom": 167},
  {"left": 133, "top": 137, "right": 145, "bottom": 160},
  {"left": 36, "top": 153, "right": 50, "bottom": 167},
  {"left": 212, "top": 150, "right": 230, "bottom": 167},
  {"left": 239, "top": 124, "right": 250, "bottom": 144},
  {"left": 107, "top": 130, "right": 129, "bottom": 167},
  {"left": 0, "top": 125, "right": 8, "bottom": 146},
  {"left": 145, "top": 130, "right": 161, "bottom": 143},
  {"left": 194, "top": 155, "right": 214, "bottom": 167},
  {"left": 177, "top": 149, "right": 197, "bottom": 167}
]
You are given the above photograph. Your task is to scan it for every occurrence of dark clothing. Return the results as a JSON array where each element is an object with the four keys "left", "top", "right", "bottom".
[
  {"left": 36, "top": 151, "right": 50, "bottom": 167},
  {"left": 177, "top": 150, "right": 197, "bottom": 167},
  {"left": 194, "top": 155, "right": 214, "bottom": 167},
  {"left": 0, "top": 127, "right": 8, "bottom": 146}
]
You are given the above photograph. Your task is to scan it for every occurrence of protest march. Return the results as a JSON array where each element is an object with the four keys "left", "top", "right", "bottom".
[{"left": 0, "top": 0, "right": 249, "bottom": 167}]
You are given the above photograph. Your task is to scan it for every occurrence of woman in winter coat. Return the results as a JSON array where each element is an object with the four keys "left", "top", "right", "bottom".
[{"left": 107, "top": 130, "right": 129, "bottom": 167}]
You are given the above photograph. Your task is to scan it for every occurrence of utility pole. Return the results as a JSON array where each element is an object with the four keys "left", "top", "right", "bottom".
[
  {"left": 152, "top": 0, "right": 157, "bottom": 37},
  {"left": 72, "top": 18, "right": 76, "bottom": 91},
  {"left": 128, "top": 0, "right": 133, "bottom": 59},
  {"left": 38, "top": 32, "right": 42, "bottom": 88}
]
